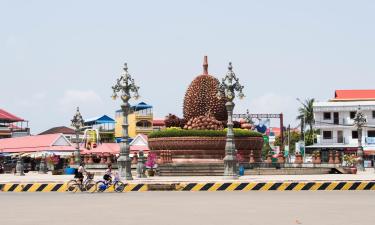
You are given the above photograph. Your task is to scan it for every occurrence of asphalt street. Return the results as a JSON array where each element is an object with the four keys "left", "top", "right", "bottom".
[{"left": 1, "top": 191, "right": 374, "bottom": 225}]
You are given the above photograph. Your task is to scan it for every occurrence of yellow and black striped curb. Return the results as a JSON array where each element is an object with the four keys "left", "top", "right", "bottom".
[
  {"left": 177, "top": 181, "right": 375, "bottom": 191},
  {"left": 1, "top": 181, "right": 375, "bottom": 192},
  {"left": 0, "top": 183, "right": 147, "bottom": 192}
]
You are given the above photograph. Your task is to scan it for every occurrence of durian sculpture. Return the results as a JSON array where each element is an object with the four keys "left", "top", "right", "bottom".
[
  {"left": 184, "top": 111, "right": 223, "bottom": 130},
  {"left": 183, "top": 56, "right": 227, "bottom": 123}
]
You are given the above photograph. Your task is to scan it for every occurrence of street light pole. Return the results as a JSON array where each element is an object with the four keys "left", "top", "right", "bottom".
[
  {"left": 71, "top": 107, "right": 84, "bottom": 164},
  {"left": 217, "top": 62, "right": 245, "bottom": 178},
  {"left": 354, "top": 107, "right": 366, "bottom": 171},
  {"left": 111, "top": 63, "right": 140, "bottom": 180}
]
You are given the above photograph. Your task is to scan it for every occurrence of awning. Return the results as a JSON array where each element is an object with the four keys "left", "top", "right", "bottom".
[
  {"left": 17, "top": 151, "right": 74, "bottom": 158},
  {"left": 306, "top": 144, "right": 357, "bottom": 149},
  {"left": 364, "top": 147, "right": 375, "bottom": 156},
  {"left": 84, "top": 115, "right": 115, "bottom": 126}
]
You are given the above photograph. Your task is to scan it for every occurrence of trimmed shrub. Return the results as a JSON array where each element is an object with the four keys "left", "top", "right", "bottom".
[{"left": 148, "top": 128, "right": 262, "bottom": 138}]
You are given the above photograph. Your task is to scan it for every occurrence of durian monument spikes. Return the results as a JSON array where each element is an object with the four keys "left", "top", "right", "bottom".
[{"left": 183, "top": 56, "right": 227, "bottom": 123}]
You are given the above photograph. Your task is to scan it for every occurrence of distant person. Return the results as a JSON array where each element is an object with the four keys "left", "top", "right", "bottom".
[
  {"left": 103, "top": 164, "right": 113, "bottom": 185},
  {"left": 75, "top": 162, "right": 86, "bottom": 184}
]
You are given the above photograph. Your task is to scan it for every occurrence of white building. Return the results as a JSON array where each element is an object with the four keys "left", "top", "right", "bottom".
[{"left": 309, "top": 90, "right": 375, "bottom": 165}]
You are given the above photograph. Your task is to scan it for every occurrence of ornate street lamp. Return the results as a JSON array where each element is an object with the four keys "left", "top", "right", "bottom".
[
  {"left": 354, "top": 107, "right": 367, "bottom": 171},
  {"left": 111, "top": 63, "right": 140, "bottom": 180},
  {"left": 71, "top": 107, "right": 84, "bottom": 164},
  {"left": 217, "top": 62, "right": 245, "bottom": 178}
]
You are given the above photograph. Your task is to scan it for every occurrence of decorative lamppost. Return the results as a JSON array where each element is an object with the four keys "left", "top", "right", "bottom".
[
  {"left": 111, "top": 63, "right": 140, "bottom": 180},
  {"left": 71, "top": 107, "right": 84, "bottom": 164},
  {"left": 354, "top": 107, "right": 367, "bottom": 171},
  {"left": 217, "top": 62, "right": 245, "bottom": 178}
]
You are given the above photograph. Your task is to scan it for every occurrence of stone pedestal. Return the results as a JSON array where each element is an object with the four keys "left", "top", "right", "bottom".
[
  {"left": 88, "top": 155, "right": 94, "bottom": 164},
  {"left": 266, "top": 154, "right": 272, "bottom": 163},
  {"left": 249, "top": 150, "right": 255, "bottom": 163},
  {"left": 312, "top": 155, "right": 316, "bottom": 164},
  {"left": 132, "top": 154, "right": 138, "bottom": 164},
  {"left": 69, "top": 154, "right": 75, "bottom": 165},
  {"left": 328, "top": 151, "right": 334, "bottom": 164},
  {"left": 83, "top": 155, "right": 89, "bottom": 164},
  {"left": 99, "top": 156, "right": 106, "bottom": 164},
  {"left": 295, "top": 153, "right": 303, "bottom": 165},
  {"left": 277, "top": 154, "right": 285, "bottom": 164},
  {"left": 315, "top": 154, "right": 321, "bottom": 164},
  {"left": 334, "top": 151, "right": 341, "bottom": 164}
]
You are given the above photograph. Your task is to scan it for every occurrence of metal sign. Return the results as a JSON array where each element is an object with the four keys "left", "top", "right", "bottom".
[{"left": 233, "top": 113, "right": 281, "bottom": 119}]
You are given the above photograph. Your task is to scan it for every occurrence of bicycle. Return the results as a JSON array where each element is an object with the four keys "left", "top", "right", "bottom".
[
  {"left": 67, "top": 172, "right": 96, "bottom": 193},
  {"left": 95, "top": 173, "right": 125, "bottom": 193}
]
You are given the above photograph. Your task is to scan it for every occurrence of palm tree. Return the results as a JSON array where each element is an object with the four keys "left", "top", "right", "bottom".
[{"left": 296, "top": 98, "right": 315, "bottom": 133}]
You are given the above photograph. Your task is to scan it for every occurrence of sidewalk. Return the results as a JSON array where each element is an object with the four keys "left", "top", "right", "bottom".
[{"left": 1, "top": 169, "right": 374, "bottom": 184}]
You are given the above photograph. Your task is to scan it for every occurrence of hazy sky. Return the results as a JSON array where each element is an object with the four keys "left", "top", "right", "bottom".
[{"left": 1, "top": 0, "right": 375, "bottom": 134}]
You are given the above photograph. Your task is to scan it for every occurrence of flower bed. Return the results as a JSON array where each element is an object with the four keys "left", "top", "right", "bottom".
[{"left": 148, "top": 128, "right": 262, "bottom": 138}]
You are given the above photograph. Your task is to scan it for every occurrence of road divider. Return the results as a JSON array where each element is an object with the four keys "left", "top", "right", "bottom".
[{"left": 1, "top": 181, "right": 374, "bottom": 192}]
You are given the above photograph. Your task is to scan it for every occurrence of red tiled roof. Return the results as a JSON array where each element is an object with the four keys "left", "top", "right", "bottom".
[
  {"left": 334, "top": 90, "right": 375, "bottom": 101},
  {"left": 39, "top": 126, "right": 76, "bottom": 135},
  {"left": 0, "top": 133, "right": 75, "bottom": 153},
  {"left": 0, "top": 109, "right": 24, "bottom": 122},
  {"left": 152, "top": 119, "right": 165, "bottom": 126}
]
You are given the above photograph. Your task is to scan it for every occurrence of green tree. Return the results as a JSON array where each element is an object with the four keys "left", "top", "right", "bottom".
[
  {"left": 262, "top": 136, "right": 272, "bottom": 158},
  {"left": 304, "top": 129, "right": 319, "bottom": 146},
  {"left": 275, "top": 131, "right": 300, "bottom": 154},
  {"left": 297, "top": 98, "right": 315, "bottom": 134}
]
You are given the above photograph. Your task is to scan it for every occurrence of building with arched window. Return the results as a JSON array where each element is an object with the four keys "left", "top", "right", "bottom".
[{"left": 115, "top": 102, "right": 153, "bottom": 139}]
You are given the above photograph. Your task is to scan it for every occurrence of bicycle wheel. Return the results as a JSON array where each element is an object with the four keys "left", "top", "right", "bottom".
[
  {"left": 114, "top": 181, "right": 125, "bottom": 193},
  {"left": 95, "top": 181, "right": 107, "bottom": 193},
  {"left": 67, "top": 180, "right": 79, "bottom": 193},
  {"left": 84, "top": 179, "right": 96, "bottom": 193}
]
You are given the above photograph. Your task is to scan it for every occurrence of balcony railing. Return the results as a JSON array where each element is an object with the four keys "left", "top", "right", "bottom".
[
  {"left": 316, "top": 137, "right": 348, "bottom": 145},
  {"left": 314, "top": 118, "right": 356, "bottom": 127},
  {"left": 136, "top": 126, "right": 153, "bottom": 132},
  {"left": 366, "top": 137, "right": 375, "bottom": 145}
]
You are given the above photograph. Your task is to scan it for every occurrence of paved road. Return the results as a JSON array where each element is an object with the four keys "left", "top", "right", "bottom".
[
  {"left": 1, "top": 192, "right": 374, "bottom": 225},
  {"left": 2, "top": 168, "right": 375, "bottom": 183}
]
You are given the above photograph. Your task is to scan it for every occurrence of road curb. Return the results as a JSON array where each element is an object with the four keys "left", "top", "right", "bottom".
[{"left": 1, "top": 181, "right": 375, "bottom": 192}]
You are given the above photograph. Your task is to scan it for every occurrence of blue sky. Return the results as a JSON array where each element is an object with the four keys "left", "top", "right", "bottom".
[{"left": 1, "top": 0, "right": 375, "bottom": 133}]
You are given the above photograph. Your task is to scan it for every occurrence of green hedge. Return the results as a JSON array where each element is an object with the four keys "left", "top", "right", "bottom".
[{"left": 148, "top": 128, "right": 262, "bottom": 138}]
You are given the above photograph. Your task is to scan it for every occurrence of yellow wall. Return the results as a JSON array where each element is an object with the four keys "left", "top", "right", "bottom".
[
  {"left": 128, "top": 113, "right": 136, "bottom": 138},
  {"left": 115, "top": 112, "right": 153, "bottom": 139}
]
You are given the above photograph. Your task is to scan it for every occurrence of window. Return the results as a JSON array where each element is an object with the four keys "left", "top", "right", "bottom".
[
  {"left": 350, "top": 111, "right": 356, "bottom": 119},
  {"left": 368, "top": 130, "right": 375, "bottom": 138},
  {"left": 373, "top": 111, "right": 375, "bottom": 119},
  {"left": 337, "top": 130, "right": 343, "bottom": 143},
  {"left": 352, "top": 130, "right": 358, "bottom": 139},
  {"left": 323, "top": 112, "right": 331, "bottom": 120},
  {"left": 323, "top": 131, "right": 332, "bottom": 139}
]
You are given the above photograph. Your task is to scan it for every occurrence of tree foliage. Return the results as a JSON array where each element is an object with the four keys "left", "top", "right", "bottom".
[
  {"left": 274, "top": 131, "right": 300, "bottom": 154},
  {"left": 297, "top": 98, "right": 315, "bottom": 132}
]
